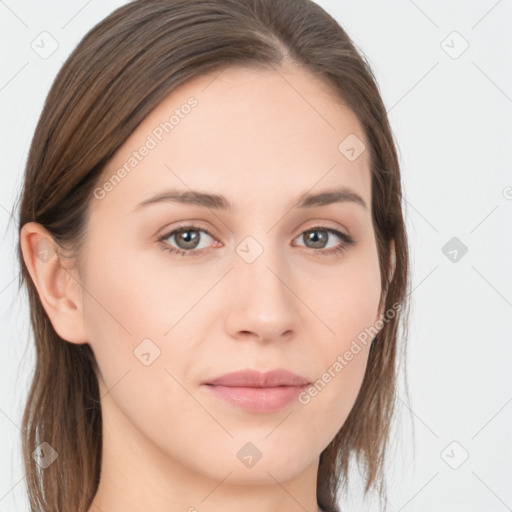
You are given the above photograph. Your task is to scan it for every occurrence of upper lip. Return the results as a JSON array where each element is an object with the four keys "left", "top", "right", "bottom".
[{"left": 203, "top": 369, "right": 311, "bottom": 387}]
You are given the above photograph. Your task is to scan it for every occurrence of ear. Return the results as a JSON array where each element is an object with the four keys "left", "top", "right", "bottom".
[{"left": 20, "top": 222, "right": 88, "bottom": 344}]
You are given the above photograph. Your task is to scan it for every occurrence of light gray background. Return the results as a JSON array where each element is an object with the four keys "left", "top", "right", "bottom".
[{"left": 1, "top": 1, "right": 511, "bottom": 510}]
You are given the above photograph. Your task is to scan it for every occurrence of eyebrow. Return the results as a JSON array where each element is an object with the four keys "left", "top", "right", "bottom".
[{"left": 132, "top": 186, "right": 368, "bottom": 212}]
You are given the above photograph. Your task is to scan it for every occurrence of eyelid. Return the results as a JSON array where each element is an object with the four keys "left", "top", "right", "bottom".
[
  {"left": 297, "top": 220, "right": 351, "bottom": 237},
  {"left": 157, "top": 221, "right": 349, "bottom": 243},
  {"left": 157, "top": 221, "right": 217, "bottom": 240}
]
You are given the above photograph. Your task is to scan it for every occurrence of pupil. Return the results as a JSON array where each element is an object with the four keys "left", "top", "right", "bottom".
[
  {"left": 177, "top": 230, "right": 199, "bottom": 249},
  {"left": 306, "top": 230, "right": 327, "bottom": 248}
]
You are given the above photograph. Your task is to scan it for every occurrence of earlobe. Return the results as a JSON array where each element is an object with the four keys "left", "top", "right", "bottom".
[{"left": 20, "top": 222, "right": 88, "bottom": 344}]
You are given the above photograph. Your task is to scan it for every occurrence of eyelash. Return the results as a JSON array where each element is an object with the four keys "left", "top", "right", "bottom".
[{"left": 157, "top": 224, "right": 355, "bottom": 258}]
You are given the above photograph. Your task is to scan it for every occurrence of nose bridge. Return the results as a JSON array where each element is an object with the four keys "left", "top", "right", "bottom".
[{"left": 224, "top": 234, "right": 298, "bottom": 341}]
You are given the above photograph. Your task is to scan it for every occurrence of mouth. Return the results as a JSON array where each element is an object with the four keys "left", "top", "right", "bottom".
[{"left": 201, "top": 369, "right": 311, "bottom": 413}]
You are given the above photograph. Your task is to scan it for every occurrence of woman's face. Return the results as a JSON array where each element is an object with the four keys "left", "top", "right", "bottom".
[{"left": 80, "top": 63, "right": 383, "bottom": 486}]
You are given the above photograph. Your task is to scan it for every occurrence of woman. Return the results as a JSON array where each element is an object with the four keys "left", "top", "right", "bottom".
[{"left": 16, "top": 0, "right": 410, "bottom": 511}]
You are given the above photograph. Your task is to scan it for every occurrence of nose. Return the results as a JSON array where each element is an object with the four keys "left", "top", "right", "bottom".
[{"left": 223, "top": 244, "right": 299, "bottom": 344}]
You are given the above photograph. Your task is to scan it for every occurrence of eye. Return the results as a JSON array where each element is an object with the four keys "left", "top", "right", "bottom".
[
  {"left": 158, "top": 225, "right": 219, "bottom": 257},
  {"left": 292, "top": 226, "right": 355, "bottom": 256},
  {"left": 157, "top": 224, "right": 355, "bottom": 257}
]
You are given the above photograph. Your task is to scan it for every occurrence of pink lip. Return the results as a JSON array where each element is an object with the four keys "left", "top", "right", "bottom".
[
  {"left": 204, "top": 369, "right": 311, "bottom": 387},
  {"left": 202, "top": 369, "right": 311, "bottom": 413}
]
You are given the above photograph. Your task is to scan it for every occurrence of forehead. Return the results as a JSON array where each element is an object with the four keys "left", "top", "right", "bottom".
[{"left": 94, "top": 63, "right": 371, "bottom": 215}]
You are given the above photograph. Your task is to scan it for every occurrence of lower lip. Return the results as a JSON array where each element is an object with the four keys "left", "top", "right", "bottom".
[{"left": 202, "top": 384, "right": 309, "bottom": 413}]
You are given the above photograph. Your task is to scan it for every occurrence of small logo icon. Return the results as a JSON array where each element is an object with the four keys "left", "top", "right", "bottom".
[
  {"left": 441, "top": 31, "right": 469, "bottom": 59},
  {"left": 31, "top": 31, "right": 59, "bottom": 60},
  {"left": 133, "top": 338, "right": 161, "bottom": 366},
  {"left": 236, "top": 236, "right": 264, "bottom": 264},
  {"left": 35, "top": 237, "right": 56, "bottom": 263},
  {"left": 32, "top": 442, "right": 58, "bottom": 469},
  {"left": 442, "top": 237, "right": 468, "bottom": 263},
  {"left": 237, "top": 442, "right": 262, "bottom": 468},
  {"left": 338, "top": 133, "right": 366, "bottom": 162},
  {"left": 441, "top": 440, "right": 469, "bottom": 469}
]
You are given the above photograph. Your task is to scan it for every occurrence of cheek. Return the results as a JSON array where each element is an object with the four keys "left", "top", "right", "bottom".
[
  {"left": 298, "top": 249, "right": 380, "bottom": 434},
  {"left": 80, "top": 253, "right": 200, "bottom": 457},
  {"left": 298, "top": 331, "right": 372, "bottom": 451},
  {"left": 80, "top": 250, "right": 171, "bottom": 390},
  {"left": 80, "top": 246, "right": 203, "bottom": 408},
  {"left": 82, "top": 241, "right": 192, "bottom": 345},
  {"left": 308, "top": 245, "right": 382, "bottom": 347}
]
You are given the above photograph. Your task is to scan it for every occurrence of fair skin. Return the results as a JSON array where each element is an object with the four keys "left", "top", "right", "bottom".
[{"left": 21, "top": 62, "right": 385, "bottom": 512}]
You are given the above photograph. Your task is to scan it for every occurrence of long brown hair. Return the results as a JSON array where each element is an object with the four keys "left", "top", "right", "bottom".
[{"left": 14, "top": 1, "right": 410, "bottom": 510}]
